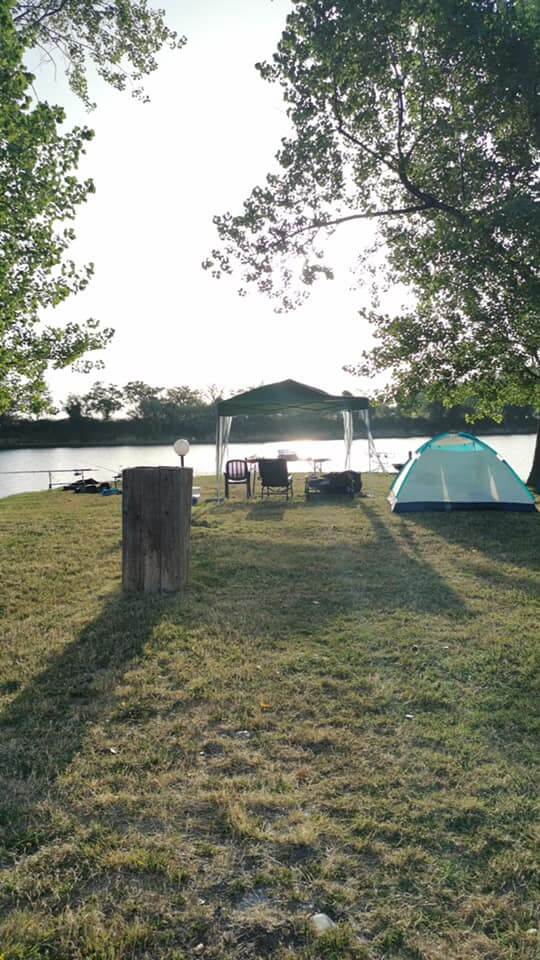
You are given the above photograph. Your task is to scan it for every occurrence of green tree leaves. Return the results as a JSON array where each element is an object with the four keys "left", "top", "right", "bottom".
[
  {"left": 1, "top": 2, "right": 181, "bottom": 416},
  {"left": 206, "top": 0, "right": 539, "bottom": 423},
  {"left": 0, "top": 6, "right": 113, "bottom": 416},
  {"left": 13, "top": 0, "right": 184, "bottom": 108}
]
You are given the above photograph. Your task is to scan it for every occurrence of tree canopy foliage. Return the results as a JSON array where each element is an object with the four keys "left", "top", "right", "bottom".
[
  {"left": 0, "top": 4, "right": 113, "bottom": 416},
  {"left": 206, "top": 0, "right": 539, "bottom": 425},
  {"left": 78, "top": 380, "right": 124, "bottom": 419},
  {"left": 1, "top": 1, "right": 180, "bottom": 416},
  {"left": 122, "top": 379, "right": 163, "bottom": 418},
  {"left": 63, "top": 381, "right": 217, "bottom": 421},
  {"left": 13, "top": 0, "right": 183, "bottom": 107}
]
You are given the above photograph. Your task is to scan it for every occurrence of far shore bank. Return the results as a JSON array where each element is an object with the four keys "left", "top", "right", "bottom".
[{"left": 0, "top": 427, "right": 537, "bottom": 451}]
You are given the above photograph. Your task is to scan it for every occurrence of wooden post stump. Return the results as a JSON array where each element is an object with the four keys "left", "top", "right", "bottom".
[{"left": 122, "top": 466, "right": 192, "bottom": 593}]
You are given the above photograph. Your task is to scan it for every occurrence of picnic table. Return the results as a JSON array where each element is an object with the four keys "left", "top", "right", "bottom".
[{"left": 307, "top": 457, "right": 331, "bottom": 473}]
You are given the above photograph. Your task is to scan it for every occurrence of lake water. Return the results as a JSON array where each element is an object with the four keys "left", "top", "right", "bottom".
[{"left": 0, "top": 435, "right": 535, "bottom": 500}]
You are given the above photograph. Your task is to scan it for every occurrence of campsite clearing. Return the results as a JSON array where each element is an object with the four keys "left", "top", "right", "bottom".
[{"left": 0, "top": 477, "right": 538, "bottom": 960}]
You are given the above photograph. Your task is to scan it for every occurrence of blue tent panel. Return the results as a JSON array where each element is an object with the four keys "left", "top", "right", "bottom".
[{"left": 394, "top": 500, "right": 535, "bottom": 514}]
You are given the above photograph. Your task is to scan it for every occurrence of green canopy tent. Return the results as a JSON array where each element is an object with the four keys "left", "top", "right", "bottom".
[{"left": 215, "top": 379, "right": 379, "bottom": 499}]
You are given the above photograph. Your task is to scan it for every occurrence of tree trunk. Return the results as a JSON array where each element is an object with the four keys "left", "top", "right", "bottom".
[
  {"left": 526, "top": 420, "right": 540, "bottom": 490},
  {"left": 122, "top": 466, "right": 192, "bottom": 593}
]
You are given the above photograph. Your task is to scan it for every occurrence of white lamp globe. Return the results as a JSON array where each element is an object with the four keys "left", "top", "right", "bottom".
[{"left": 174, "top": 438, "right": 190, "bottom": 458}]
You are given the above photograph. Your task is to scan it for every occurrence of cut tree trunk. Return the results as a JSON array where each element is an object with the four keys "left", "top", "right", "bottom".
[
  {"left": 526, "top": 420, "right": 540, "bottom": 490},
  {"left": 122, "top": 466, "right": 192, "bottom": 592}
]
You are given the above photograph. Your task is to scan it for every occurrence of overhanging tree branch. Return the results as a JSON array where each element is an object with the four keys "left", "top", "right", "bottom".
[
  {"left": 13, "top": 0, "right": 71, "bottom": 28},
  {"left": 287, "top": 204, "right": 430, "bottom": 238},
  {"left": 333, "top": 75, "right": 472, "bottom": 226}
]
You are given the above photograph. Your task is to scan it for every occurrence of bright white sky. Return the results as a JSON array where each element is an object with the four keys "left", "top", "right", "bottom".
[{"left": 32, "top": 0, "right": 404, "bottom": 407}]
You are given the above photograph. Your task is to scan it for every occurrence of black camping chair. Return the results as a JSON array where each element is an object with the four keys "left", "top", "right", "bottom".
[
  {"left": 258, "top": 458, "right": 293, "bottom": 500},
  {"left": 224, "top": 459, "right": 251, "bottom": 499}
]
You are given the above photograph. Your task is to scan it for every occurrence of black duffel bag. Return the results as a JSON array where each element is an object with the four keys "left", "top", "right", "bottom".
[{"left": 325, "top": 470, "right": 362, "bottom": 495}]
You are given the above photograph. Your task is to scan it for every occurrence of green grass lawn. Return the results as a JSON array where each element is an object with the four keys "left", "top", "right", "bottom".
[{"left": 0, "top": 476, "right": 538, "bottom": 960}]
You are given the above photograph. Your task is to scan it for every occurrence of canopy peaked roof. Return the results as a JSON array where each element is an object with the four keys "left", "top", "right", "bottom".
[{"left": 217, "top": 379, "right": 369, "bottom": 417}]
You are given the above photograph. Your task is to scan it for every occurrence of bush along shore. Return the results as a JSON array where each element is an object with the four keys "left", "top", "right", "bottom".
[
  {"left": 0, "top": 475, "right": 538, "bottom": 959},
  {"left": 0, "top": 404, "right": 538, "bottom": 449}
]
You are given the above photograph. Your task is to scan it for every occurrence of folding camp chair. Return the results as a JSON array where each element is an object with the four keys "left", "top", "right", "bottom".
[{"left": 258, "top": 459, "right": 293, "bottom": 499}]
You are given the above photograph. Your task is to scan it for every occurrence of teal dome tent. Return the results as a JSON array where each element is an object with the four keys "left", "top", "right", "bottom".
[{"left": 389, "top": 433, "right": 535, "bottom": 514}]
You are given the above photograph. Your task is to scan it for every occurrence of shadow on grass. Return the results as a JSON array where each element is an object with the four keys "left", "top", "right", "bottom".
[
  {"left": 214, "top": 495, "right": 300, "bottom": 521},
  {"left": 244, "top": 492, "right": 365, "bottom": 521},
  {"left": 198, "top": 498, "right": 467, "bottom": 622},
  {"left": 0, "top": 499, "right": 472, "bottom": 858},
  {"left": 391, "top": 509, "right": 539, "bottom": 753},
  {"left": 0, "top": 591, "right": 173, "bottom": 858},
  {"left": 304, "top": 495, "right": 358, "bottom": 510},
  {"left": 353, "top": 500, "right": 467, "bottom": 617},
  {"left": 410, "top": 509, "right": 540, "bottom": 571},
  {"left": 246, "top": 500, "right": 289, "bottom": 521}
]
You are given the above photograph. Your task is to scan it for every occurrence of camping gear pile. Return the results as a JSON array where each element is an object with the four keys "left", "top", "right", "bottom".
[
  {"left": 63, "top": 478, "right": 120, "bottom": 496},
  {"left": 305, "top": 470, "right": 362, "bottom": 499}
]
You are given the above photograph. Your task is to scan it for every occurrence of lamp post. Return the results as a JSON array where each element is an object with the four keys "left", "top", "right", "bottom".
[{"left": 174, "top": 438, "right": 190, "bottom": 467}]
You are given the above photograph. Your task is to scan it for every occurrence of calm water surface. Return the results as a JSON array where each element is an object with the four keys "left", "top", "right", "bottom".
[{"left": 0, "top": 435, "right": 535, "bottom": 500}]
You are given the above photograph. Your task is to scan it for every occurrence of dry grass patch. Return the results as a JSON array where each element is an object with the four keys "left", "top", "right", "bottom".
[{"left": 0, "top": 478, "right": 538, "bottom": 959}]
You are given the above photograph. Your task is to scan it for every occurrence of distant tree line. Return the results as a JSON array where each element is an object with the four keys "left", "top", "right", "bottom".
[
  {"left": 0, "top": 381, "right": 537, "bottom": 449},
  {"left": 62, "top": 380, "right": 220, "bottom": 423}
]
